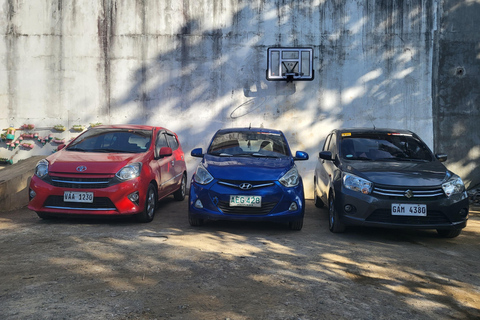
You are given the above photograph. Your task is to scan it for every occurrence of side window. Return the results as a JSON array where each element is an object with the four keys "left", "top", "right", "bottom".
[
  {"left": 328, "top": 134, "right": 337, "bottom": 156},
  {"left": 323, "top": 134, "right": 332, "bottom": 152},
  {"left": 155, "top": 132, "right": 168, "bottom": 155},
  {"left": 166, "top": 134, "right": 179, "bottom": 150}
]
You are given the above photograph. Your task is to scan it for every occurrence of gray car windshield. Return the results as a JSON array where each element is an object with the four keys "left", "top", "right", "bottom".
[
  {"left": 340, "top": 134, "right": 433, "bottom": 161},
  {"left": 66, "top": 129, "right": 152, "bottom": 153},
  {"left": 208, "top": 131, "right": 289, "bottom": 157}
]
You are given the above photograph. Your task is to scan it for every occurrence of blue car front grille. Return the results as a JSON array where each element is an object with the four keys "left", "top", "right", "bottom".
[
  {"left": 217, "top": 200, "right": 277, "bottom": 215},
  {"left": 217, "top": 179, "right": 275, "bottom": 190}
]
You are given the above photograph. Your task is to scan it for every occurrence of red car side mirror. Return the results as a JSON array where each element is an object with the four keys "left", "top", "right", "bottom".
[{"left": 159, "top": 147, "right": 173, "bottom": 157}]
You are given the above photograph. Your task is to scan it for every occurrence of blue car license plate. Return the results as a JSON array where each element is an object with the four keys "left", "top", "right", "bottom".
[{"left": 229, "top": 195, "right": 262, "bottom": 207}]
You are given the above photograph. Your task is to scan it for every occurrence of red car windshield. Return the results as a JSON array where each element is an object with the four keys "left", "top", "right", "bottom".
[
  {"left": 340, "top": 134, "right": 433, "bottom": 162},
  {"left": 67, "top": 128, "right": 152, "bottom": 153}
]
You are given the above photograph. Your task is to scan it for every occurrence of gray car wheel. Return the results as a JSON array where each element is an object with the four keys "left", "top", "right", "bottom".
[
  {"left": 328, "top": 193, "right": 345, "bottom": 233},
  {"left": 437, "top": 229, "right": 461, "bottom": 238},
  {"left": 314, "top": 188, "right": 324, "bottom": 208}
]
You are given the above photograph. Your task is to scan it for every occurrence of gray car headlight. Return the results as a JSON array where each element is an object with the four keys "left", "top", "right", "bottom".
[
  {"left": 116, "top": 162, "right": 142, "bottom": 181},
  {"left": 343, "top": 173, "right": 372, "bottom": 194},
  {"left": 194, "top": 163, "right": 214, "bottom": 185},
  {"left": 34, "top": 159, "right": 49, "bottom": 179},
  {"left": 442, "top": 175, "right": 465, "bottom": 197},
  {"left": 279, "top": 166, "right": 300, "bottom": 187}
]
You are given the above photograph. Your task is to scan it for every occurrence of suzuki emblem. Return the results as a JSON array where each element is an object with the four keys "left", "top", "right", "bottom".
[
  {"left": 76, "top": 166, "right": 87, "bottom": 172},
  {"left": 239, "top": 183, "right": 253, "bottom": 190},
  {"left": 404, "top": 189, "right": 414, "bottom": 198}
]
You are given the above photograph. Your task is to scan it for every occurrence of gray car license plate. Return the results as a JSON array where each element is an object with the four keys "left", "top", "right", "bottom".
[{"left": 391, "top": 203, "right": 427, "bottom": 216}]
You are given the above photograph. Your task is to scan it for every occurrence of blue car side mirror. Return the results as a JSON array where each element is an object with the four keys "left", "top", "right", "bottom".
[
  {"left": 191, "top": 148, "right": 204, "bottom": 158},
  {"left": 294, "top": 151, "right": 309, "bottom": 161}
]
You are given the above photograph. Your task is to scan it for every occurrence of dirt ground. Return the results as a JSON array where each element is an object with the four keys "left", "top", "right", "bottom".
[{"left": 0, "top": 198, "right": 479, "bottom": 320}]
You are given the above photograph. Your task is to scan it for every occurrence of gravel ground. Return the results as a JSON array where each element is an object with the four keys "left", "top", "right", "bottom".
[{"left": 0, "top": 199, "right": 479, "bottom": 320}]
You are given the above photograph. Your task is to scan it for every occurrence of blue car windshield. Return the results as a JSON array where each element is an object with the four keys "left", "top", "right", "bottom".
[
  {"left": 340, "top": 134, "right": 433, "bottom": 161},
  {"left": 66, "top": 129, "right": 152, "bottom": 153},
  {"left": 208, "top": 131, "right": 289, "bottom": 157}
]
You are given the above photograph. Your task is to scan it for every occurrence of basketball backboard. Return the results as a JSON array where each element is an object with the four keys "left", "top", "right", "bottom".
[{"left": 266, "top": 47, "right": 314, "bottom": 82}]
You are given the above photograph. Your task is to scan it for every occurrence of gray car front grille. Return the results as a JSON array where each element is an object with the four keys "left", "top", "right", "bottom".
[{"left": 372, "top": 185, "right": 445, "bottom": 199}]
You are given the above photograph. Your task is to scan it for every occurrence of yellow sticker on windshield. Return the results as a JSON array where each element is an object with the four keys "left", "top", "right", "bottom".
[{"left": 341, "top": 133, "right": 351, "bottom": 137}]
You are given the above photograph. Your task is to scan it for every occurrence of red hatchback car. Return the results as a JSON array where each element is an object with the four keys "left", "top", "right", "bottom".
[{"left": 28, "top": 125, "right": 187, "bottom": 222}]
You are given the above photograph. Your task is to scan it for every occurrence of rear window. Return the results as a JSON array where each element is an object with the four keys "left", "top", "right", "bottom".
[{"left": 340, "top": 133, "right": 433, "bottom": 161}]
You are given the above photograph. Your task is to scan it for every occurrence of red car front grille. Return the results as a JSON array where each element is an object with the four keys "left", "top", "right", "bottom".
[
  {"left": 50, "top": 176, "right": 112, "bottom": 189},
  {"left": 44, "top": 195, "right": 116, "bottom": 210}
]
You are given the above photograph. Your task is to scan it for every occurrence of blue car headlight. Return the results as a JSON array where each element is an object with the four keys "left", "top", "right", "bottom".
[
  {"left": 343, "top": 173, "right": 372, "bottom": 194},
  {"left": 279, "top": 166, "right": 300, "bottom": 187},
  {"left": 194, "top": 163, "right": 214, "bottom": 185},
  {"left": 442, "top": 175, "right": 465, "bottom": 197}
]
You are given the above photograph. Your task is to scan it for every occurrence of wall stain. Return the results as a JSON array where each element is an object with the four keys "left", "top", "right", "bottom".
[{"left": 97, "top": 0, "right": 117, "bottom": 118}]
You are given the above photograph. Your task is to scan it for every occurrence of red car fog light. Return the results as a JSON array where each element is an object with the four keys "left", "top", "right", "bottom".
[
  {"left": 29, "top": 189, "right": 36, "bottom": 200},
  {"left": 128, "top": 191, "right": 140, "bottom": 205}
]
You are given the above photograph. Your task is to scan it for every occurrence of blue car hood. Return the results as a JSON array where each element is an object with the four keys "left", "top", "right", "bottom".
[
  {"left": 343, "top": 160, "right": 449, "bottom": 187},
  {"left": 203, "top": 155, "right": 293, "bottom": 181}
]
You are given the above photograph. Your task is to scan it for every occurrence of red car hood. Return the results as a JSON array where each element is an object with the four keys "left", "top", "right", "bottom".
[{"left": 47, "top": 150, "right": 148, "bottom": 174}]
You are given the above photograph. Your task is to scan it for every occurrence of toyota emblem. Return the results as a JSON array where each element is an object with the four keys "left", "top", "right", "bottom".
[
  {"left": 76, "top": 166, "right": 87, "bottom": 172},
  {"left": 404, "top": 189, "right": 414, "bottom": 198},
  {"left": 239, "top": 183, "right": 253, "bottom": 190}
]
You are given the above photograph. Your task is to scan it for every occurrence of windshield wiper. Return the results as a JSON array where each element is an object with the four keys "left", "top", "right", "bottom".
[
  {"left": 251, "top": 153, "right": 280, "bottom": 158},
  {"left": 209, "top": 152, "right": 233, "bottom": 157},
  {"left": 66, "top": 147, "right": 88, "bottom": 152},
  {"left": 392, "top": 157, "right": 429, "bottom": 162},
  {"left": 90, "top": 148, "right": 132, "bottom": 153}
]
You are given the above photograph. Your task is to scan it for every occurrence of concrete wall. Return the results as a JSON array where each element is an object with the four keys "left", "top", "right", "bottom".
[
  {"left": 1, "top": 0, "right": 444, "bottom": 197},
  {"left": 433, "top": 0, "right": 480, "bottom": 189}
]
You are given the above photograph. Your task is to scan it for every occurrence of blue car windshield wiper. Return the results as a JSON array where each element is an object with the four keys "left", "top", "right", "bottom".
[
  {"left": 251, "top": 153, "right": 281, "bottom": 158},
  {"left": 209, "top": 152, "right": 233, "bottom": 157}
]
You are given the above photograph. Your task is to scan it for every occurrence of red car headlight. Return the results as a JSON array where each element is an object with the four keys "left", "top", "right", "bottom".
[{"left": 116, "top": 162, "right": 142, "bottom": 181}]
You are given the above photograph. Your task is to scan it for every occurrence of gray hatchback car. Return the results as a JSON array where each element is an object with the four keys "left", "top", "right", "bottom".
[{"left": 314, "top": 128, "right": 469, "bottom": 238}]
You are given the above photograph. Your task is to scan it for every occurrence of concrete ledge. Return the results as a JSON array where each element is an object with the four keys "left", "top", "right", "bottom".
[{"left": 0, "top": 156, "right": 44, "bottom": 213}]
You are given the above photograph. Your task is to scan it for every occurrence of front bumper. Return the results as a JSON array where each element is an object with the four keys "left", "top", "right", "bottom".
[
  {"left": 188, "top": 178, "right": 305, "bottom": 223},
  {"left": 334, "top": 186, "right": 469, "bottom": 230},
  {"left": 28, "top": 175, "right": 146, "bottom": 215}
]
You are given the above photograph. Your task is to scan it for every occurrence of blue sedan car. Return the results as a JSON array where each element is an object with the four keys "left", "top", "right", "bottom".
[{"left": 189, "top": 127, "right": 309, "bottom": 230}]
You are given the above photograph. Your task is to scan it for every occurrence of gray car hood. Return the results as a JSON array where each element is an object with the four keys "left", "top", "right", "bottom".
[{"left": 343, "top": 160, "right": 449, "bottom": 187}]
